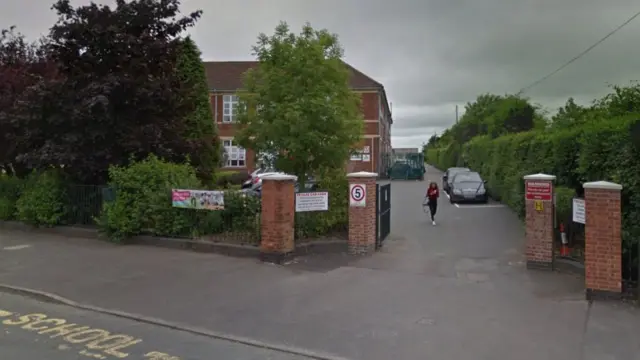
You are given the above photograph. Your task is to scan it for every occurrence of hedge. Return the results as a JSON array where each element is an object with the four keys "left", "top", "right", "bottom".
[
  {"left": 426, "top": 116, "right": 640, "bottom": 250},
  {"left": 0, "top": 156, "right": 349, "bottom": 245}
]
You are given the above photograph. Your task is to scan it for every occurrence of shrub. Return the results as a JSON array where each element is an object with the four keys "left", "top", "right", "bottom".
[
  {"left": 213, "top": 170, "right": 249, "bottom": 189},
  {"left": 15, "top": 170, "right": 67, "bottom": 227},
  {"left": 97, "top": 155, "right": 203, "bottom": 242},
  {"left": 434, "top": 115, "right": 640, "bottom": 252},
  {"left": 98, "top": 155, "right": 262, "bottom": 243},
  {"left": 0, "top": 174, "right": 25, "bottom": 220},
  {"left": 295, "top": 168, "right": 349, "bottom": 240}
]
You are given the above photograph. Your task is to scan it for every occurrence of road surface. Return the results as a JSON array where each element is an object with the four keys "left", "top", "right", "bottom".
[{"left": 0, "top": 292, "right": 316, "bottom": 360}]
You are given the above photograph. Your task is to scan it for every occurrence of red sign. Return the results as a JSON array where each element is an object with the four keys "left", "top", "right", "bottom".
[{"left": 525, "top": 181, "right": 552, "bottom": 201}]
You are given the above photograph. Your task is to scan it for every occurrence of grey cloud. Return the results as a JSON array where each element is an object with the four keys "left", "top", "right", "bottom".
[{"left": 5, "top": 0, "right": 640, "bottom": 148}]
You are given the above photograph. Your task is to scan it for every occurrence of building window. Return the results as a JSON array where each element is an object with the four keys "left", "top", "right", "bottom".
[
  {"left": 223, "top": 139, "right": 246, "bottom": 167},
  {"left": 223, "top": 95, "right": 239, "bottom": 123}
]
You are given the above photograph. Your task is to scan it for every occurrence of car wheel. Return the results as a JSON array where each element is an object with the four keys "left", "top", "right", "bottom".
[{"left": 449, "top": 197, "right": 454, "bottom": 204}]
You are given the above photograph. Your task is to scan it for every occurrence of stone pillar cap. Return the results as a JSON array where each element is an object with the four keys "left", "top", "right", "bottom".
[
  {"left": 583, "top": 180, "right": 623, "bottom": 190},
  {"left": 523, "top": 173, "right": 556, "bottom": 181},
  {"left": 347, "top": 171, "right": 378, "bottom": 178},
  {"left": 261, "top": 174, "right": 297, "bottom": 181}
]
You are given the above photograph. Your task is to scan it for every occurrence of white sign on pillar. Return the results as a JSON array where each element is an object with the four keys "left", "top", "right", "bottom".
[{"left": 349, "top": 184, "right": 366, "bottom": 207}]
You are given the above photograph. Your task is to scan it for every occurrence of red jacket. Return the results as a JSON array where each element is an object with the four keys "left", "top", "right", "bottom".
[{"left": 427, "top": 187, "right": 439, "bottom": 200}]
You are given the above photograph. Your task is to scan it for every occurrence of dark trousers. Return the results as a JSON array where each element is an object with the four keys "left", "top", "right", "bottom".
[{"left": 428, "top": 200, "right": 437, "bottom": 220}]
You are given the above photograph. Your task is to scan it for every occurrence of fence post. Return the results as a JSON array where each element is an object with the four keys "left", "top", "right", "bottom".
[
  {"left": 259, "top": 174, "right": 297, "bottom": 264},
  {"left": 584, "top": 181, "right": 623, "bottom": 300},
  {"left": 346, "top": 171, "right": 378, "bottom": 255},
  {"left": 523, "top": 173, "right": 556, "bottom": 270}
]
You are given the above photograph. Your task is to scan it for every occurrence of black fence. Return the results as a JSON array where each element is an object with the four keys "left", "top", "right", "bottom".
[
  {"left": 622, "top": 242, "right": 639, "bottom": 298},
  {"left": 64, "top": 185, "right": 113, "bottom": 226}
]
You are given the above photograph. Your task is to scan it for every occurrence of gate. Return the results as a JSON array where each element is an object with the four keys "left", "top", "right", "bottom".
[{"left": 376, "top": 183, "right": 391, "bottom": 249}]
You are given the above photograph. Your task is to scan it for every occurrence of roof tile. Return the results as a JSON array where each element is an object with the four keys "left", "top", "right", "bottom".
[{"left": 203, "top": 61, "right": 382, "bottom": 91}]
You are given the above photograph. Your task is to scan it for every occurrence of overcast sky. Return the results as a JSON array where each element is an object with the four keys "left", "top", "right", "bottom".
[{"left": 5, "top": 0, "right": 640, "bottom": 147}]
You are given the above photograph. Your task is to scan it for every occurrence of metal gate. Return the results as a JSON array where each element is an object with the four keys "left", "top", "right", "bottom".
[{"left": 376, "top": 183, "right": 391, "bottom": 249}]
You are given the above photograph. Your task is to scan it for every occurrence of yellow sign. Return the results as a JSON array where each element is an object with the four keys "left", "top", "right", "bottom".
[
  {"left": 534, "top": 200, "right": 543, "bottom": 211},
  {"left": 0, "top": 309, "right": 181, "bottom": 359}
]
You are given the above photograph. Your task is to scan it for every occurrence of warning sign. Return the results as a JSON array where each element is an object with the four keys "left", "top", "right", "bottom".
[{"left": 526, "top": 181, "right": 552, "bottom": 201}]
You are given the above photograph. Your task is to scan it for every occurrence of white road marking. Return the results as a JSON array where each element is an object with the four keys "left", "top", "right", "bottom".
[
  {"left": 455, "top": 204, "right": 506, "bottom": 209},
  {"left": 454, "top": 203, "right": 460, "bottom": 208},
  {"left": 2, "top": 244, "right": 32, "bottom": 251}
]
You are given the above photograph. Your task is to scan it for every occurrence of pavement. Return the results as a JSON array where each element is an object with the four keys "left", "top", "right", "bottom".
[
  {"left": 0, "top": 165, "right": 638, "bottom": 360},
  {"left": 0, "top": 291, "right": 315, "bottom": 360}
]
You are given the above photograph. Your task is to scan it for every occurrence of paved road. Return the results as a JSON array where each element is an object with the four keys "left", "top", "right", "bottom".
[
  {"left": 0, "top": 292, "right": 315, "bottom": 360},
  {"left": 0, "top": 165, "right": 638, "bottom": 360}
]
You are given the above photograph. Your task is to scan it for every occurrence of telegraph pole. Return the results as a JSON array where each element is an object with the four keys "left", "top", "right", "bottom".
[{"left": 455, "top": 105, "right": 459, "bottom": 123}]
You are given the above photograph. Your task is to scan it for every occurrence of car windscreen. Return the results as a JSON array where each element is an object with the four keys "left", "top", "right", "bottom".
[
  {"left": 453, "top": 173, "right": 482, "bottom": 183},
  {"left": 448, "top": 169, "right": 469, "bottom": 180}
]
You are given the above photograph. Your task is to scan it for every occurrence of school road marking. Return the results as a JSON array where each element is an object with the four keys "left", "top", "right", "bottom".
[{"left": 0, "top": 309, "right": 181, "bottom": 359}]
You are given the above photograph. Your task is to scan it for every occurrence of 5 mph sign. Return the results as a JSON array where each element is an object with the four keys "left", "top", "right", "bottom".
[{"left": 349, "top": 184, "right": 366, "bottom": 207}]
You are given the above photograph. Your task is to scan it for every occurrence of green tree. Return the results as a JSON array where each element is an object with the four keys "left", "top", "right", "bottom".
[
  {"left": 551, "top": 97, "right": 587, "bottom": 129},
  {"left": 234, "top": 22, "right": 363, "bottom": 187},
  {"left": 176, "top": 36, "right": 221, "bottom": 183}
]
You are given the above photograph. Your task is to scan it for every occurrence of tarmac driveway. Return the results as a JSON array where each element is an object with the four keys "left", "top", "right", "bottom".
[{"left": 0, "top": 165, "right": 638, "bottom": 360}]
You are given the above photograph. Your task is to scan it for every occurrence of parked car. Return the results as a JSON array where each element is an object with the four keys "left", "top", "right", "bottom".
[
  {"left": 442, "top": 167, "right": 470, "bottom": 193},
  {"left": 241, "top": 167, "right": 272, "bottom": 189},
  {"left": 241, "top": 169, "right": 284, "bottom": 190},
  {"left": 448, "top": 171, "right": 488, "bottom": 204},
  {"left": 240, "top": 177, "right": 318, "bottom": 199}
]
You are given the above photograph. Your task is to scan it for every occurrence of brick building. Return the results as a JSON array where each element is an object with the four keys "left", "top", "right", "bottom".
[{"left": 203, "top": 61, "right": 393, "bottom": 174}]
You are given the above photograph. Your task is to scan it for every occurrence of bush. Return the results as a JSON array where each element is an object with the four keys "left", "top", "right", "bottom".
[
  {"left": 213, "top": 170, "right": 249, "bottom": 188},
  {"left": 295, "top": 168, "right": 349, "bottom": 240},
  {"left": 0, "top": 174, "right": 25, "bottom": 220},
  {"left": 432, "top": 115, "right": 640, "bottom": 251},
  {"left": 15, "top": 170, "right": 67, "bottom": 227},
  {"left": 97, "top": 155, "right": 262, "bottom": 243},
  {"left": 97, "top": 155, "right": 203, "bottom": 242}
]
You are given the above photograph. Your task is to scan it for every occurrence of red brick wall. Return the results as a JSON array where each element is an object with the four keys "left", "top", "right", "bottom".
[
  {"left": 211, "top": 90, "right": 388, "bottom": 174},
  {"left": 360, "top": 92, "right": 378, "bottom": 120},
  {"left": 524, "top": 179, "right": 554, "bottom": 269},
  {"left": 364, "top": 121, "right": 379, "bottom": 136},
  {"left": 347, "top": 175, "right": 377, "bottom": 254},
  {"left": 585, "top": 187, "right": 622, "bottom": 295},
  {"left": 260, "top": 177, "right": 295, "bottom": 262}
]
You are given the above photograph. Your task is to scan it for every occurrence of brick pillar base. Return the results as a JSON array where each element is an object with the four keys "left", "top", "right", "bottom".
[
  {"left": 523, "top": 173, "right": 556, "bottom": 270},
  {"left": 347, "top": 171, "right": 378, "bottom": 255},
  {"left": 259, "top": 174, "right": 296, "bottom": 264},
  {"left": 584, "top": 181, "right": 623, "bottom": 300}
]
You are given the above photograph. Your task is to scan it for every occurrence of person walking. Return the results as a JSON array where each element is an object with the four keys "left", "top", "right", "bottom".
[{"left": 426, "top": 182, "right": 439, "bottom": 226}]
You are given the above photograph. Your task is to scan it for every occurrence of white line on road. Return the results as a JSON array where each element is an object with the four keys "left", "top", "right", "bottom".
[
  {"left": 2, "top": 244, "right": 32, "bottom": 251},
  {"left": 455, "top": 204, "right": 506, "bottom": 209}
]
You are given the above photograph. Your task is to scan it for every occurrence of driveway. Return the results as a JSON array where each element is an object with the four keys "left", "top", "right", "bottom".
[{"left": 0, "top": 165, "right": 638, "bottom": 360}]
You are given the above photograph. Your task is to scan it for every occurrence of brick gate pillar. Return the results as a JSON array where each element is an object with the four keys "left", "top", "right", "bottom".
[
  {"left": 346, "top": 171, "right": 378, "bottom": 255},
  {"left": 259, "top": 174, "right": 297, "bottom": 264},
  {"left": 584, "top": 181, "right": 623, "bottom": 300},
  {"left": 523, "top": 173, "right": 556, "bottom": 270}
]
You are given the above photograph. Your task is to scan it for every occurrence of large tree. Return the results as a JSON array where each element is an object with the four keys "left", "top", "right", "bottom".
[
  {"left": 234, "top": 22, "right": 363, "bottom": 186},
  {"left": 175, "top": 36, "right": 221, "bottom": 183},
  {"left": 0, "top": 27, "right": 58, "bottom": 176},
  {"left": 18, "top": 0, "right": 203, "bottom": 183}
]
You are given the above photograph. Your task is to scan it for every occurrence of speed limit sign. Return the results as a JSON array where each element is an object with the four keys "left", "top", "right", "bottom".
[{"left": 349, "top": 184, "right": 366, "bottom": 207}]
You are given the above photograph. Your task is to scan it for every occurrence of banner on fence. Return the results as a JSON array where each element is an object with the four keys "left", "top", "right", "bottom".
[
  {"left": 172, "top": 189, "right": 225, "bottom": 210},
  {"left": 295, "top": 191, "right": 329, "bottom": 212}
]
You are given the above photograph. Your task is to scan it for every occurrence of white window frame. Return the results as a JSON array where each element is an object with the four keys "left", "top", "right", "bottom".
[
  {"left": 222, "top": 95, "right": 240, "bottom": 123},
  {"left": 222, "top": 139, "right": 246, "bottom": 168}
]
